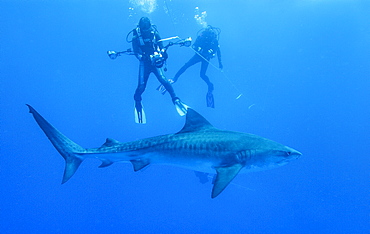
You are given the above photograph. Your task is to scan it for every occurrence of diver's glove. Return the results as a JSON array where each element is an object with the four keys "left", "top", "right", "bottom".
[
  {"left": 136, "top": 54, "right": 149, "bottom": 61},
  {"left": 219, "top": 62, "right": 223, "bottom": 70},
  {"left": 161, "top": 50, "right": 168, "bottom": 60}
]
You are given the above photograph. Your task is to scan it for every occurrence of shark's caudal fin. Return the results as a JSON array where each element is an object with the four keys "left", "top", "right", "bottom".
[{"left": 26, "top": 104, "right": 85, "bottom": 184}]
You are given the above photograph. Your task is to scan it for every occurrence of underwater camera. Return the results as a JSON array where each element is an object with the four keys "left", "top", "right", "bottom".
[{"left": 150, "top": 52, "right": 165, "bottom": 68}]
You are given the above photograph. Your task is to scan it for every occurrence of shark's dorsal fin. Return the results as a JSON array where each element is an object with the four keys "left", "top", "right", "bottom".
[
  {"left": 212, "top": 164, "right": 243, "bottom": 198},
  {"left": 177, "top": 109, "right": 214, "bottom": 134},
  {"left": 101, "top": 138, "right": 121, "bottom": 147}
]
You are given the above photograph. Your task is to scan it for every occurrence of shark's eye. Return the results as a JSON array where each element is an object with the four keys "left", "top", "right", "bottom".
[{"left": 286, "top": 152, "right": 291, "bottom": 156}]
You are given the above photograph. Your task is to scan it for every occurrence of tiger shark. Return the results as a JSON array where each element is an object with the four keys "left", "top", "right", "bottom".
[{"left": 27, "top": 104, "right": 301, "bottom": 198}]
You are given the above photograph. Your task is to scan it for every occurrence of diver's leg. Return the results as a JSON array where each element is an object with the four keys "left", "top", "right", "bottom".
[
  {"left": 200, "top": 60, "right": 213, "bottom": 92},
  {"left": 154, "top": 67, "right": 188, "bottom": 116},
  {"left": 156, "top": 54, "right": 201, "bottom": 95},
  {"left": 173, "top": 54, "right": 201, "bottom": 82},
  {"left": 133, "top": 61, "right": 150, "bottom": 123},
  {"left": 154, "top": 67, "right": 177, "bottom": 100},
  {"left": 200, "top": 60, "right": 215, "bottom": 108},
  {"left": 134, "top": 61, "right": 150, "bottom": 102}
]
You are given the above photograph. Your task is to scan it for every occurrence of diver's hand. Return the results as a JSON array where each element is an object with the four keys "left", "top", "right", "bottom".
[
  {"left": 136, "top": 54, "right": 143, "bottom": 61},
  {"left": 219, "top": 62, "right": 223, "bottom": 70},
  {"left": 162, "top": 51, "right": 168, "bottom": 60}
]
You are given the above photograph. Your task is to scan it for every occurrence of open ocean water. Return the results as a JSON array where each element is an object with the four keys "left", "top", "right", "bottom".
[{"left": 1, "top": 0, "right": 369, "bottom": 233}]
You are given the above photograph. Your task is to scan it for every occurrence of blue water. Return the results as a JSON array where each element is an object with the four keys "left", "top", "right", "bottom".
[{"left": 1, "top": 1, "right": 369, "bottom": 233}]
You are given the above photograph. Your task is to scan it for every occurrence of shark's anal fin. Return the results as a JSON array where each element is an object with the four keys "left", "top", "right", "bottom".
[
  {"left": 130, "top": 159, "right": 150, "bottom": 172},
  {"left": 98, "top": 139, "right": 119, "bottom": 168},
  {"left": 212, "top": 164, "right": 243, "bottom": 198},
  {"left": 98, "top": 160, "right": 114, "bottom": 168}
]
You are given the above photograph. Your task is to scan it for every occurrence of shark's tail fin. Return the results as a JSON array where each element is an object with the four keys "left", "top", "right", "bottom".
[{"left": 27, "top": 104, "right": 85, "bottom": 184}]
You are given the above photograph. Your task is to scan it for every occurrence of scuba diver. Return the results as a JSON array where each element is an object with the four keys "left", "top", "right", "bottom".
[
  {"left": 129, "top": 17, "right": 188, "bottom": 123},
  {"left": 157, "top": 25, "right": 222, "bottom": 108}
]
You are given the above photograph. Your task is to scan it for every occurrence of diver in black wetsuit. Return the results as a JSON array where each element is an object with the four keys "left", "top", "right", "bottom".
[
  {"left": 158, "top": 26, "right": 222, "bottom": 108},
  {"left": 131, "top": 17, "right": 187, "bottom": 123}
]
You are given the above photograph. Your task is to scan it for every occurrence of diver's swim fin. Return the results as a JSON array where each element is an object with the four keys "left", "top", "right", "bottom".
[
  {"left": 173, "top": 98, "right": 189, "bottom": 116},
  {"left": 206, "top": 92, "right": 215, "bottom": 108},
  {"left": 134, "top": 102, "right": 146, "bottom": 124}
]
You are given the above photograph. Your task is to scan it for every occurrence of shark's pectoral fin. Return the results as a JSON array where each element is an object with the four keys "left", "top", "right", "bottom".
[
  {"left": 212, "top": 164, "right": 243, "bottom": 198},
  {"left": 130, "top": 159, "right": 150, "bottom": 172}
]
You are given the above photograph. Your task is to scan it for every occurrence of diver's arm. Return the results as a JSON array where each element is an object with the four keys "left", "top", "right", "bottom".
[
  {"left": 192, "top": 36, "right": 202, "bottom": 51},
  {"left": 132, "top": 36, "right": 143, "bottom": 60},
  {"left": 155, "top": 32, "right": 168, "bottom": 59},
  {"left": 155, "top": 32, "right": 164, "bottom": 50}
]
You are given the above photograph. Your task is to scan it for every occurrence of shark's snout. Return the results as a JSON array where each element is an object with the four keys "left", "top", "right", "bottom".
[{"left": 286, "top": 146, "right": 302, "bottom": 159}]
